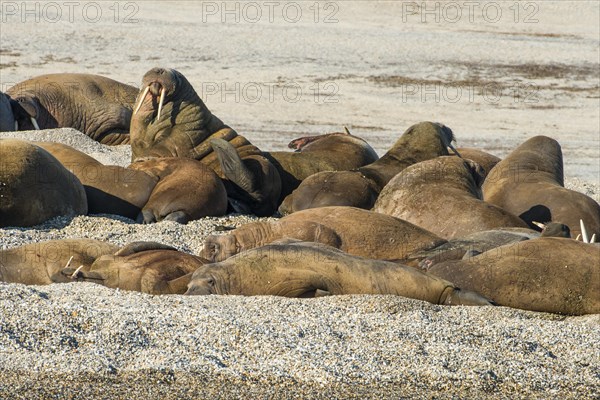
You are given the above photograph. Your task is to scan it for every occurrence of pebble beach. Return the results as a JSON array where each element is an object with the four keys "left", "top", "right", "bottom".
[{"left": 1, "top": 1, "right": 599, "bottom": 398}]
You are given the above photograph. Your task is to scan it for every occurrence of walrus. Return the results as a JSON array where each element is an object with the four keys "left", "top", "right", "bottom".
[
  {"left": 278, "top": 121, "right": 460, "bottom": 214},
  {"left": 373, "top": 157, "right": 529, "bottom": 239},
  {"left": 0, "top": 91, "right": 15, "bottom": 131},
  {"left": 34, "top": 142, "right": 228, "bottom": 223},
  {"left": 0, "top": 139, "right": 88, "bottom": 227},
  {"left": 186, "top": 241, "right": 494, "bottom": 306},
  {"left": 201, "top": 206, "right": 446, "bottom": 263},
  {"left": 455, "top": 147, "right": 501, "bottom": 178},
  {"left": 6, "top": 73, "right": 138, "bottom": 144},
  {"left": 64, "top": 241, "right": 208, "bottom": 294},
  {"left": 129, "top": 67, "right": 281, "bottom": 216},
  {"left": 263, "top": 130, "right": 379, "bottom": 201},
  {"left": 425, "top": 237, "right": 600, "bottom": 315},
  {"left": 482, "top": 135, "right": 600, "bottom": 239},
  {"left": 0, "top": 239, "right": 118, "bottom": 285}
]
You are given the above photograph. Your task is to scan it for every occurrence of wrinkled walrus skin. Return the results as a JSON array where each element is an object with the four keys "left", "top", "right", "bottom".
[
  {"left": 201, "top": 206, "right": 446, "bottom": 263},
  {"left": 6, "top": 73, "right": 138, "bottom": 144},
  {"left": 187, "top": 242, "right": 494, "bottom": 306},
  {"left": 263, "top": 132, "right": 379, "bottom": 201},
  {"left": 482, "top": 135, "right": 600, "bottom": 239},
  {"left": 0, "top": 91, "right": 15, "bottom": 132},
  {"left": 0, "top": 239, "right": 119, "bottom": 285},
  {"left": 0, "top": 139, "right": 88, "bottom": 227},
  {"left": 129, "top": 67, "right": 281, "bottom": 216},
  {"left": 426, "top": 238, "right": 600, "bottom": 315},
  {"left": 278, "top": 121, "right": 457, "bottom": 214},
  {"left": 65, "top": 242, "right": 208, "bottom": 294},
  {"left": 374, "top": 157, "right": 529, "bottom": 239}
]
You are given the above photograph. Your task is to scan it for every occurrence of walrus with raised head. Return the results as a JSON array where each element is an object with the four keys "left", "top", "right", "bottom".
[
  {"left": 374, "top": 157, "right": 529, "bottom": 239},
  {"left": 6, "top": 73, "right": 138, "bottom": 144},
  {"left": 482, "top": 135, "right": 600, "bottom": 239},
  {"left": 425, "top": 237, "right": 600, "bottom": 315},
  {"left": 201, "top": 206, "right": 446, "bottom": 263},
  {"left": 0, "top": 139, "right": 88, "bottom": 227},
  {"left": 34, "top": 141, "right": 228, "bottom": 223},
  {"left": 264, "top": 130, "right": 379, "bottom": 201},
  {"left": 65, "top": 242, "right": 208, "bottom": 294},
  {"left": 129, "top": 67, "right": 281, "bottom": 216},
  {"left": 187, "top": 241, "right": 493, "bottom": 306},
  {"left": 0, "top": 91, "right": 15, "bottom": 131},
  {"left": 0, "top": 239, "right": 118, "bottom": 285},
  {"left": 278, "top": 121, "right": 460, "bottom": 214}
]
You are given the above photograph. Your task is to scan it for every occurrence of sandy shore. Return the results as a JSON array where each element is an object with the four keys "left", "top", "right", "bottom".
[{"left": 1, "top": 1, "right": 599, "bottom": 398}]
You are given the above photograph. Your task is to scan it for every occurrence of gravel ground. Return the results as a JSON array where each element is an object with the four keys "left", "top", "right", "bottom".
[{"left": 1, "top": 129, "right": 599, "bottom": 398}]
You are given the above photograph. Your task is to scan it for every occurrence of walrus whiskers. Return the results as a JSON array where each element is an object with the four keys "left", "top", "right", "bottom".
[
  {"left": 30, "top": 117, "right": 40, "bottom": 130},
  {"left": 580, "top": 219, "right": 589, "bottom": 243},
  {"left": 133, "top": 85, "right": 150, "bottom": 115},
  {"left": 70, "top": 264, "right": 85, "bottom": 279},
  {"left": 156, "top": 87, "right": 165, "bottom": 121}
]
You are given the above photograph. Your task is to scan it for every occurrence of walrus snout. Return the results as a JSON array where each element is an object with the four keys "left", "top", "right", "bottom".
[{"left": 185, "top": 276, "right": 217, "bottom": 296}]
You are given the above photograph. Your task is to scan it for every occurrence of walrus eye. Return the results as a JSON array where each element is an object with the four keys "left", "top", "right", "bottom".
[{"left": 207, "top": 277, "right": 215, "bottom": 287}]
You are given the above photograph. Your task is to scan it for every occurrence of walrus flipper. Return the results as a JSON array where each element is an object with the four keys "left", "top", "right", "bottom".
[{"left": 211, "top": 138, "right": 261, "bottom": 196}]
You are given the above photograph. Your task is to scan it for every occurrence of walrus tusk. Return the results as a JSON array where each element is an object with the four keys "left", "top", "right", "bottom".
[
  {"left": 133, "top": 85, "right": 150, "bottom": 115},
  {"left": 448, "top": 143, "right": 462, "bottom": 158},
  {"left": 591, "top": 233, "right": 597, "bottom": 243},
  {"left": 344, "top": 126, "right": 351, "bottom": 135},
  {"left": 580, "top": 219, "right": 589, "bottom": 243},
  {"left": 575, "top": 234, "right": 581, "bottom": 241},
  {"left": 64, "top": 255, "right": 74, "bottom": 270},
  {"left": 156, "top": 87, "right": 165, "bottom": 121},
  {"left": 532, "top": 221, "right": 546, "bottom": 230},
  {"left": 14, "top": 120, "right": 18, "bottom": 130},
  {"left": 30, "top": 117, "right": 40, "bottom": 130},
  {"left": 70, "top": 264, "right": 85, "bottom": 279}
]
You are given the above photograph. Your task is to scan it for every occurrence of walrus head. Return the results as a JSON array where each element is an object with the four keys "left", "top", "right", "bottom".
[
  {"left": 201, "top": 234, "right": 242, "bottom": 262},
  {"left": 130, "top": 67, "right": 214, "bottom": 162},
  {"left": 185, "top": 264, "right": 231, "bottom": 295}
]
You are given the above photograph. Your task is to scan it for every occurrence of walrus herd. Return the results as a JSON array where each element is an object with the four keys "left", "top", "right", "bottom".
[{"left": 1, "top": 68, "right": 599, "bottom": 315}]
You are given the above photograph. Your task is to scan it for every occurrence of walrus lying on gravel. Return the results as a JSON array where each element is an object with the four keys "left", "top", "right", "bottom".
[
  {"left": 201, "top": 206, "right": 446, "bottom": 263},
  {"left": 187, "top": 241, "right": 494, "bottom": 306},
  {"left": 425, "top": 238, "right": 600, "bottom": 315},
  {"left": 278, "top": 121, "right": 459, "bottom": 214},
  {"left": 130, "top": 67, "right": 281, "bottom": 216},
  {"left": 0, "top": 139, "right": 87, "bottom": 227},
  {"left": 65, "top": 242, "right": 208, "bottom": 294},
  {"left": 0, "top": 91, "right": 15, "bottom": 131},
  {"left": 264, "top": 130, "right": 379, "bottom": 200},
  {"left": 6, "top": 73, "right": 138, "bottom": 144},
  {"left": 0, "top": 239, "right": 118, "bottom": 285},
  {"left": 374, "top": 157, "right": 529, "bottom": 239},
  {"left": 482, "top": 135, "right": 600, "bottom": 239},
  {"left": 35, "top": 141, "right": 227, "bottom": 223}
]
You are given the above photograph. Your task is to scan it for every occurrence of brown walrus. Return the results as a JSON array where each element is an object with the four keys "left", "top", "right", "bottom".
[
  {"left": 65, "top": 242, "right": 208, "bottom": 294},
  {"left": 263, "top": 130, "right": 379, "bottom": 201},
  {"left": 201, "top": 206, "right": 446, "bottom": 263},
  {"left": 0, "top": 139, "right": 88, "bottom": 227},
  {"left": 278, "top": 121, "right": 459, "bottom": 214},
  {"left": 34, "top": 141, "right": 228, "bottom": 223},
  {"left": 0, "top": 239, "right": 118, "bottom": 285},
  {"left": 425, "top": 237, "right": 600, "bottom": 315},
  {"left": 482, "top": 135, "right": 600, "bottom": 239},
  {"left": 186, "top": 241, "right": 494, "bottom": 306},
  {"left": 373, "top": 157, "right": 529, "bottom": 239},
  {"left": 129, "top": 67, "right": 281, "bottom": 216},
  {"left": 6, "top": 73, "right": 138, "bottom": 144},
  {"left": 0, "top": 91, "right": 15, "bottom": 131},
  {"left": 455, "top": 147, "right": 501, "bottom": 178}
]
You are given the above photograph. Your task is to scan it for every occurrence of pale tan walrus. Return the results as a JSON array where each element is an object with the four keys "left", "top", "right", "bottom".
[
  {"left": 201, "top": 206, "right": 446, "bottom": 263},
  {"left": 0, "top": 139, "right": 87, "bottom": 227},
  {"left": 425, "top": 237, "right": 600, "bottom": 315},
  {"left": 0, "top": 239, "right": 118, "bottom": 285},
  {"left": 187, "top": 241, "right": 494, "bottom": 307},
  {"left": 374, "top": 157, "right": 529, "bottom": 239},
  {"left": 482, "top": 135, "right": 600, "bottom": 239}
]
